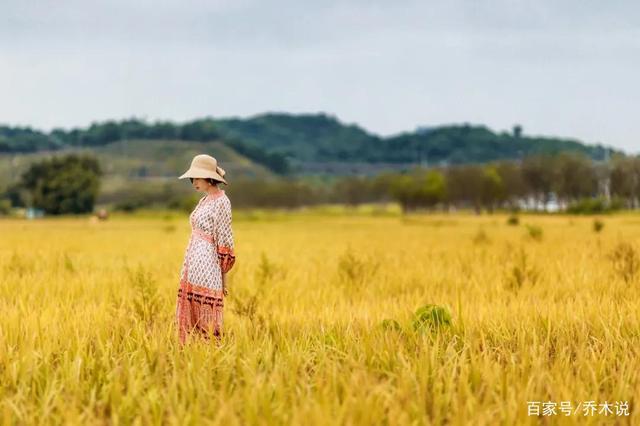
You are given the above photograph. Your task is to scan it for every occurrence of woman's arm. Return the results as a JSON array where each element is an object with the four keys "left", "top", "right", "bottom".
[
  {"left": 222, "top": 272, "right": 228, "bottom": 296},
  {"left": 216, "top": 197, "right": 236, "bottom": 295}
]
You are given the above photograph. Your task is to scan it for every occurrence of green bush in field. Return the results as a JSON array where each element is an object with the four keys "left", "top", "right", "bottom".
[
  {"left": 593, "top": 218, "right": 605, "bottom": 233},
  {"left": 412, "top": 304, "right": 452, "bottom": 332},
  {"left": 525, "top": 224, "right": 543, "bottom": 241}
]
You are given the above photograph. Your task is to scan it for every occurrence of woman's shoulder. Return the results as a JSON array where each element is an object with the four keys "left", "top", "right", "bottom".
[{"left": 217, "top": 192, "right": 231, "bottom": 208}]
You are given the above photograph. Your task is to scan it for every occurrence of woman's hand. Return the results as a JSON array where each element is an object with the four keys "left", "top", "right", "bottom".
[{"left": 222, "top": 273, "right": 228, "bottom": 296}]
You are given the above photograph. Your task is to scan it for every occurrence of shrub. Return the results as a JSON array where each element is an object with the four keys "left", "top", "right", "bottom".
[
  {"left": 525, "top": 224, "right": 543, "bottom": 241},
  {"left": 412, "top": 304, "right": 452, "bottom": 333},
  {"left": 593, "top": 218, "right": 605, "bottom": 233}
]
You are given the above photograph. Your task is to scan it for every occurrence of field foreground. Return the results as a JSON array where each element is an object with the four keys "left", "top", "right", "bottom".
[{"left": 1, "top": 210, "right": 639, "bottom": 425}]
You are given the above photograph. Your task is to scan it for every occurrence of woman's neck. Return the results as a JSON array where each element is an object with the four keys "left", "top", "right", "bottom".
[{"left": 206, "top": 186, "right": 223, "bottom": 197}]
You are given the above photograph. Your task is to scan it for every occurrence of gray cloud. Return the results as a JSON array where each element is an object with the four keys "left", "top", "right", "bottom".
[{"left": 1, "top": 0, "right": 638, "bottom": 151}]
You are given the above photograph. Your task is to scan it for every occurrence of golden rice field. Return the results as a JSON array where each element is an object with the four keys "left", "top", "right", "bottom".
[{"left": 1, "top": 208, "right": 639, "bottom": 425}]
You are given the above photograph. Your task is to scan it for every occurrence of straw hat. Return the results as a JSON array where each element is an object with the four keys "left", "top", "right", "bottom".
[{"left": 178, "top": 154, "right": 228, "bottom": 185}]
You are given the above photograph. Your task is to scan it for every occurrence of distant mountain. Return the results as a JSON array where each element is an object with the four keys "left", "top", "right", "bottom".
[
  {"left": 214, "top": 113, "right": 380, "bottom": 162},
  {"left": 0, "top": 113, "right": 621, "bottom": 178},
  {"left": 379, "top": 125, "right": 613, "bottom": 165},
  {"left": 214, "top": 113, "right": 617, "bottom": 166}
]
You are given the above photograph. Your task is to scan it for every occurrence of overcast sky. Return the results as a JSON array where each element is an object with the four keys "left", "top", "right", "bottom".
[{"left": 1, "top": 0, "right": 638, "bottom": 152}]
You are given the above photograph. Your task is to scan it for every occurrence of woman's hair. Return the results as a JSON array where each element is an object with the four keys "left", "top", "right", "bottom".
[{"left": 189, "top": 177, "right": 222, "bottom": 186}]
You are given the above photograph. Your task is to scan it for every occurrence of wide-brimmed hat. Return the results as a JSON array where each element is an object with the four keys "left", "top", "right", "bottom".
[{"left": 178, "top": 154, "right": 228, "bottom": 184}]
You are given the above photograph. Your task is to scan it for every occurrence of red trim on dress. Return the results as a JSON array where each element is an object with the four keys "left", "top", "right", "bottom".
[
  {"left": 176, "top": 280, "right": 224, "bottom": 346},
  {"left": 217, "top": 245, "right": 236, "bottom": 273}
]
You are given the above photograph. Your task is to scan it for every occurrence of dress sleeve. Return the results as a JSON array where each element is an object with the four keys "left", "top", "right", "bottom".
[{"left": 216, "top": 197, "right": 236, "bottom": 273}]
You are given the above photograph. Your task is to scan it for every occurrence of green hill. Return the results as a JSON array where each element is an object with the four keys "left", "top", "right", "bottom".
[
  {"left": 0, "top": 120, "right": 290, "bottom": 174},
  {"left": 379, "top": 125, "right": 612, "bottom": 165},
  {"left": 0, "top": 139, "right": 275, "bottom": 180},
  {"left": 214, "top": 113, "right": 379, "bottom": 161},
  {"left": 214, "top": 113, "right": 616, "bottom": 165},
  {"left": 0, "top": 113, "right": 621, "bottom": 178}
]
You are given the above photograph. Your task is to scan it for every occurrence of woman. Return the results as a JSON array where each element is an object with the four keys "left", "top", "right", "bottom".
[{"left": 175, "top": 154, "right": 236, "bottom": 346}]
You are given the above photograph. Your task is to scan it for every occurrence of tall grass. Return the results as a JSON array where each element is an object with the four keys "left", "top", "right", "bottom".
[{"left": 0, "top": 212, "right": 638, "bottom": 425}]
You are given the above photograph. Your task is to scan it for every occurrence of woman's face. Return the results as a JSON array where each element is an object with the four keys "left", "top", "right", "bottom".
[{"left": 191, "top": 178, "right": 209, "bottom": 192}]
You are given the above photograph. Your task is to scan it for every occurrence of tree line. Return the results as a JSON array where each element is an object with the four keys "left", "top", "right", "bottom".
[
  {"left": 227, "top": 152, "right": 637, "bottom": 213},
  {"left": 3, "top": 152, "right": 639, "bottom": 215}
]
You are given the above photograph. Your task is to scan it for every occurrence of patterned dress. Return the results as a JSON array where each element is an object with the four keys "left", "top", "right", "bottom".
[{"left": 175, "top": 189, "right": 236, "bottom": 345}]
